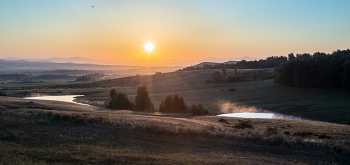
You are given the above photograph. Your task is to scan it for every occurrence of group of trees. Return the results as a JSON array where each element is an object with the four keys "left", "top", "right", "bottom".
[
  {"left": 106, "top": 86, "right": 208, "bottom": 115},
  {"left": 274, "top": 49, "right": 350, "bottom": 89},
  {"left": 179, "top": 56, "right": 288, "bottom": 71},
  {"left": 85, "top": 73, "right": 105, "bottom": 79},
  {"left": 75, "top": 75, "right": 95, "bottom": 81},
  {"left": 107, "top": 85, "right": 154, "bottom": 111},
  {"left": 159, "top": 94, "right": 187, "bottom": 113},
  {"left": 108, "top": 89, "right": 134, "bottom": 110},
  {"left": 211, "top": 68, "right": 260, "bottom": 83}
]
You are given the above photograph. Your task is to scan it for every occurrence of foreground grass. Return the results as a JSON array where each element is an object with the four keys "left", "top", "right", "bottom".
[{"left": 1, "top": 107, "right": 350, "bottom": 164}]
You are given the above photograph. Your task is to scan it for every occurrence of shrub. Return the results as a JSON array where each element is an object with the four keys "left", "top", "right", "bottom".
[
  {"left": 265, "top": 126, "right": 278, "bottom": 136},
  {"left": 292, "top": 131, "right": 313, "bottom": 137},
  {"left": 250, "top": 69, "right": 258, "bottom": 81},
  {"left": 317, "top": 133, "right": 331, "bottom": 139},
  {"left": 159, "top": 94, "right": 187, "bottom": 113},
  {"left": 135, "top": 85, "right": 154, "bottom": 111},
  {"left": 233, "top": 120, "right": 252, "bottom": 129},
  {"left": 187, "top": 102, "right": 209, "bottom": 115},
  {"left": 0, "top": 91, "right": 7, "bottom": 96},
  {"left": 218, "top": 119, "right": 227, "bottom": 122},
  {"left": 347, "top": 116, "right": 350, "bottom": 125}
]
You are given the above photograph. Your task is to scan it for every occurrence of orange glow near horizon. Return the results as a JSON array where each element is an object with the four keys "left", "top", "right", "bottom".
[{"left": 1, "top": 1, "right": 350, "bottom": 67}]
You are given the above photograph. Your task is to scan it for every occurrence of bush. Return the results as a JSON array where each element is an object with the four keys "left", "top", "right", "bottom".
[
  {"left": 187, "top": 102, "right": 209, "bottom": 115},
  {"left": 292, "top": 131, "right": 313, "bottom": 137},
  {"left": 233, "top": 120, "right": 252, "bottom": 129},
  {"left": 218, "top": 119, "right": 227, "bottom": 122},
  {"left": 0, "top": 91, "right": 7, "bottom": 96},
  {"left": 159, "top": 94, "right": 187, "bottom": 113},
  {"left": 348, "top": 116, "right": 350, "bottom": 125},
  {"left": 135, "top": 85, "right": 154, "bottom": 111},
  {"left": 317, "top": 133, "right": 331, "bottom": 139},
  {"left": 265, "top": 126, "right": 278, "bottom": 136}
]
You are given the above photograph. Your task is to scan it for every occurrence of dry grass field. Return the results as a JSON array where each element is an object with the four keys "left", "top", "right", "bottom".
[
  {"left": 4, "top": 69, "right": 350, "bottom": 123},
  {"left": 1, "top": 69, "right": 350, "bottom": 164},
  {"left": 1, "top": 97, "right": 350, "bottom": 164}
]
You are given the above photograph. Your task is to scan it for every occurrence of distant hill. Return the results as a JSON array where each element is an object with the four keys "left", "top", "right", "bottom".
[
  {"left": 0, "top": 60, "right": 182, "bottom": 75},
  {"left": 192, "top": 62, "right": 220, "bottom": 68},
  {"left": 192, "top": 61, "right": 239, "bottom": 68},
  {"left": 223, "top": 61, "right": 239, "bottom": 65},
  {"left": 45, "top": 57, "right": 111, "bottom": 64}
]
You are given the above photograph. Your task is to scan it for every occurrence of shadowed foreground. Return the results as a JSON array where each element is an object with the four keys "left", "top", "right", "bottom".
[{"left": 1, "top": 97, "right": 349, "bottom": 164}]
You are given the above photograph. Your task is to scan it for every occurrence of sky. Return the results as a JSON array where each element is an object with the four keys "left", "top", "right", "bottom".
[{"left": 1, "top": 0, "right": 350, "bottom": 66}]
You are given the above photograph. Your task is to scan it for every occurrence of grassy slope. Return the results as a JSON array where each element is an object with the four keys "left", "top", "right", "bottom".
[
  {"left": 7, "top": 69, "right": 347, "bottom": 123},
  {"left": 1, "top": 97, "right": 350, "bottom": 164}
]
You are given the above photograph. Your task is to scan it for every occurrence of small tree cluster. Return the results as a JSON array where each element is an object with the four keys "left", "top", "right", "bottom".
[
  {"left": 75, "top": 75, "right": 95, "bottom": 81},
  {"left": 227, "top": 68, "right": 243, "bottom": 82},
  {"left": 107, "top": 89, "right": 134, "bottom": 110},
  {"left": 135, "top": 85, "right": 154, "bottom": 111},
  {"left": 159, "top": 94, "right": 187, "bottom": 113},
  {"left": 187, "top": 102, "right": 209, "bottom": 115}
]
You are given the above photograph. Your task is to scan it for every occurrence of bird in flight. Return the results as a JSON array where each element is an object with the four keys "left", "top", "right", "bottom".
[{"left": 91, "top": 5, "right": 95, "bottom": 8}]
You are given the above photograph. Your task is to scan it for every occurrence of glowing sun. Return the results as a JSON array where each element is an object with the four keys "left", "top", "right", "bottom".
[{"left": 144, "top": 42, "right": 154, "bottom": 52}]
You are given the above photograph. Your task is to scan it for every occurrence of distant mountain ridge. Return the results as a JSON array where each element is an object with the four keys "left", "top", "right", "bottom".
[{"left": 1, "top": 56, "right": 118, "bottom": 65}]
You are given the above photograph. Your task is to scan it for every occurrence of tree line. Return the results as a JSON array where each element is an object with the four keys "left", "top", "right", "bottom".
[
  {"left": 274, "top": 49, "right": 350, "bottom": 89},
  {"left": 178, "top": 56, "right": 288, "bottom": 71},
  {"left": 106, "top": 86, "right": 208, "bottom": 115}
]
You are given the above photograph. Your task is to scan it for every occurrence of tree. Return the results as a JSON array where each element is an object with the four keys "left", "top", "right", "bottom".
[
  {"left": 187, "top": 102, "right": 209, "bottom": 115},
  {"left": 288, "top": 53, "right": 295, "bottom": 60},
  {"left": 159, "top": 94, "right": 187, "bottom": 113},
  {"left": 274, "top": 49, "right": 350, "bottom": 89},
  {"left": 342, "top": 59, "right": 350, "bottom": 89},
  {"left": 250, "top": 69, "right": 258, "bottom": 81},
  {"left": 110, "top": 89, "right": 117, "bottom": 98},
  {"left": 107, "top": 89, "right": 134, "bottom": 110},
  {"left": 212, "top": 71, "right": 222, "bottom": 83},
  {"left": 135, "top": 85, "right": 154, "bottom": 111}
]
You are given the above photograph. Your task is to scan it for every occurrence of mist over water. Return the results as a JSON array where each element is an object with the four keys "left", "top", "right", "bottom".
[
  {"left": 217, "top": 101, "right": 305, "bottom": 120},
  {"left": 218, "top": 101, "right": 264, "bottom": 113}
]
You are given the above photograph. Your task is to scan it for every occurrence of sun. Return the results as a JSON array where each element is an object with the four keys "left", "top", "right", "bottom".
[{"left": 144, "top": 42, "right": 154, "bottom": 52}]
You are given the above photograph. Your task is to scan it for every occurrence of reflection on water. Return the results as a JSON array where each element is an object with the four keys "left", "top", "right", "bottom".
[
  {"left": 217, "top": 112, "right": 303, "bottom": 120},
  {"left": 24, "top": 95, "right": 90, "bottom": 106}
]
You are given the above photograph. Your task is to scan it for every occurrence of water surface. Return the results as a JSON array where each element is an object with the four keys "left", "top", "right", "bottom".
[
  {"left": 25, "top": 95, "right": 90, "bottom": 106},
  {"left": 217, "top": 112, "right": 303, "bottom": 120}
]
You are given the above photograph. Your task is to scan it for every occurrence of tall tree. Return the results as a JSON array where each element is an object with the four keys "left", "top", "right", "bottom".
[{"left": 135, "top": 85, "right": 154, "bottom": 111}]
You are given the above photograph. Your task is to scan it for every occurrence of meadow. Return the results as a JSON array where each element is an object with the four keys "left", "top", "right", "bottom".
[
  {"left": 1, "top": 69, "right": 350, "bottom": 164},
  {"left": 4, "top": 69, "right": 350, "bottom": 123}
]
